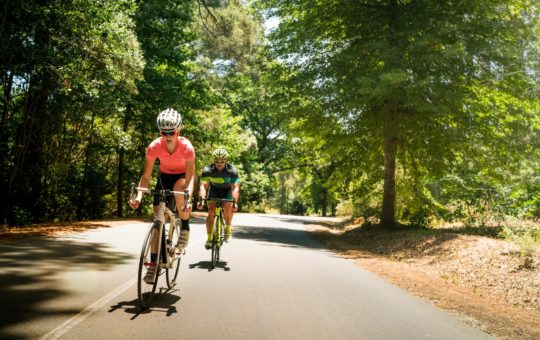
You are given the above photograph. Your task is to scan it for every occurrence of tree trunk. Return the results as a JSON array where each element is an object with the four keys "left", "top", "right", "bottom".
[
  {"left": 117, "top": 146, "right": 125, "bottom": 217},
  {"left": 76, "top": 112, "right": 95, "bottom": 220},
  {"left": 117, "top": 107, "right": 130, "bottom": 217},
  {"left": 279, "top": 173, "right": 286, "bottom": 214},
  {"left": 1, "top": 70, "right": 14, "bottom": 127},
  {"left": 321, "top": 187, "right": 327, "bottom": 217},
  {"left": 380, "top": 0, "right": 401, "bottom": 229},
  {"left": 7, "top": 73, "right": 51, "bottom": 224},
  {"left": 7, "top": 12, "right": 54, "bottom": 224},
  {"left": 381, "top": 104, "right": 398, "bottom": 228}
]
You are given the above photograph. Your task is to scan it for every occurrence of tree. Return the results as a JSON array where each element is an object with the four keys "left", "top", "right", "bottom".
[
  {"left": 192, "top": 1, "right": 296, "bottom": 208},
  {"left": 259, "top": 0, "right": 540, "bottom": 227},
  {"left": 123, "top": 0, "right": 210, "bottom": 217},
  {"left": 0, "top": 0, "right": 143, "bottom": 224}
]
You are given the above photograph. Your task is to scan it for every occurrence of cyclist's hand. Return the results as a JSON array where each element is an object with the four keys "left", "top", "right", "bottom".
[
  {"left": 183, "top": 201, "right": 193, "bottom": 213},
  {"left": 196, "top": 200, "right": 204, "bottom": 210},
  {"left": 128, "top": 198, "right": 140, "bottom": 209}
]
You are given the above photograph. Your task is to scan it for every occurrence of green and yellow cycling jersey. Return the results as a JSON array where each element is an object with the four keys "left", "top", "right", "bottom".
[{"left": 200, "top": 163, "right": 240, "bottom": 190}]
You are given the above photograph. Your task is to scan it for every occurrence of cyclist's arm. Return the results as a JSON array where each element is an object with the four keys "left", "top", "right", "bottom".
[
  {"left": 136, "top": 157, "right": 155, "bottom": 201},
  {"left": 129, "top": 157, "right": 154, "bottom": 209},
  {"left": 199, "top": 180, "right": 209, "bottom": 199},
  {"left": 184, "top": 158, "right": 195, "bottom": 195},
  {"left": 232, "top": 182, "right": 240, "bottom": 202}
]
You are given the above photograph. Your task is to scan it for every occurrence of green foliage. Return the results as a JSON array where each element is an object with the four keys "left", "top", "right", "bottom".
[
  {"left": 191, "top": 106, "right": 255, "bottom": 170},
  {"left": 500, "top": 225, "right": 540, "bottom": 257},
  {"left": 2, "top": 0, "right": 539, "bottom": 227},
  {"left": 257, "top": 0, "right": 540, "bottom": 224},
  {"left": 238, "top": 162, "right": 274, "bottom": 212},
  {"left": 0, "top": 0, "right": 144, "bottom": 224},
  {"left": 191, "top": 1, "right": 293, "bottom": 211}
]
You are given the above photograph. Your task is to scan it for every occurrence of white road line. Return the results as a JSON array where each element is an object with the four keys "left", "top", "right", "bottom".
[
  {"left": 39, "top": 235, "right": 205, "bottom": 340},
  {"left": 39, "top": 278, "right": 136, "bottom": 340}
]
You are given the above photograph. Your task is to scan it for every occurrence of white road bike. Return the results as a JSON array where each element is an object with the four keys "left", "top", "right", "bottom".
[{"left": 130, "top": 184, "right": 189, "bottom": 309}]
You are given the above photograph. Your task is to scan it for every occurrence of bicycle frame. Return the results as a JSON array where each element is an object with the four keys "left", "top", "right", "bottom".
[
  {"left": 202, "top": 197, "right": 234, "bottom": 269},
  {"left": 138, "top": 187, "right": 187, "bottom": 262},
  {"left": 216, "top": 205, "right": 225, "bottom": 244},
  {"left": 150, "top": 201, "right": 178, "bottom": 269}
]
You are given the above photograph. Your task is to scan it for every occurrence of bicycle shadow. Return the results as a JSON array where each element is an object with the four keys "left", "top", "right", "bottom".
[
  {"left": 109, "top": 288, "right": 181, "bottom": 318},
  {"left": 188, "top": 260, "right": 230, "bottom": 272}
]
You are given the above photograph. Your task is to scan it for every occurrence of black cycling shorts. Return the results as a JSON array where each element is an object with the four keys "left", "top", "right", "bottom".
[
  {"left": 154, "top": 172, "right": 186, "bottom": 208},
  {"left": 208, "top": 186, "right": 233, "bottom": 201}
]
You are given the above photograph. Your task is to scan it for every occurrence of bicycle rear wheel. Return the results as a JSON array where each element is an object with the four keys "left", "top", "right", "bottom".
[
  {"left": 137, "top": 221, "right": 162, "bottom": 309},
  {"left": 211, "top": 214, "right": 220, "bottom": 269},
  {"left": 166, "top": 220, "right": 181, "bottom": 288}
]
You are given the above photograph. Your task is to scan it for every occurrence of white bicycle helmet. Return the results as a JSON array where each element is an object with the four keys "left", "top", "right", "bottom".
[
  {"left": 212, "top": 148, "right": 229, "bottom": 160},
  {"left": 156, "top": 108, "right": 182, "bottom": 133}
]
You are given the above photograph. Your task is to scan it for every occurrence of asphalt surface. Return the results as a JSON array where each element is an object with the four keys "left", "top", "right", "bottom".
[{"left": 0, "top": 213, "right": 493, "bottom": 339}]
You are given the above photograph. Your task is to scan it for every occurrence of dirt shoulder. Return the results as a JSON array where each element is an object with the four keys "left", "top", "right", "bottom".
[
  {"left": 0, "top": 213, "right": 209, "bottom": 243},
  {"left": 0, "top": 219, "right": 141, "bottom": 242},
  {"left": 306, "top": 221, "right": 540, "bottom": 339}
]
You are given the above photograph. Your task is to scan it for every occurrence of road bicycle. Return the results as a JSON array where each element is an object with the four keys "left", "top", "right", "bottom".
[
  {"left": 200, "top": 197, "right": 235, "bottom": 269},
  {"left": 131, "top": 184, "right": 189, "bottom": 309}
]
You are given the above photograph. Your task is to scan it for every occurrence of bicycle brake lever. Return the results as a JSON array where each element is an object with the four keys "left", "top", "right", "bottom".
[
  {"left": 130, "top": 182, "right": 136, "bottom": 199},
  {"left": 183, "top": 190, "right": 190, "bottom": 211}
]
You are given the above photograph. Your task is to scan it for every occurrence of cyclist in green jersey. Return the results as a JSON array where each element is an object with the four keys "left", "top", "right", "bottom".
[{"left": 197, "top": 148, "right": 240, "bottom": 249}]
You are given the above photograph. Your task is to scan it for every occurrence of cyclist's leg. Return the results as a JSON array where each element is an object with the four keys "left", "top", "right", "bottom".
[
  {"left": 171, "top": 174, "right": 191, "bottom": 250},
  {"left": 144, "top": 225, "right": 159, "bottom": 284},
  {"left": 144, "top": 175, "right": 169, "bottom": 279},
  {"left": 221, "top": 188, "right": 234, "bottom": 241},
  {"left": 223, "top": 202, "right": 233, "bottom": 241},
  {"left": 205, "top": 201, "right": 216, "bottom": 249}
]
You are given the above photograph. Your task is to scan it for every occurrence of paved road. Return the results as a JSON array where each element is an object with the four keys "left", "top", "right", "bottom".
[{"left": 0, "top": 213, "right": 492, "bottom": 339}]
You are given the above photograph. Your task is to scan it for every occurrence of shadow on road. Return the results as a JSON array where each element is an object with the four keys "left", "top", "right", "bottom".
[
  {"left": 232, "top": 225, "right": 328, "bottom": 250},
  {"left": 0, "top": 238, "right": 134, "bottom": 339},
  {"left": 189, "top": 260, "right": 230, "bottom": 271},
  {"left": 109, "top": 289, "right": 181, "bottom": 318}
]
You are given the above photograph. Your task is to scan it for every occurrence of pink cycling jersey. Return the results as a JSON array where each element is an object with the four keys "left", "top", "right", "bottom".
[{"left": 146, "top": 136, "right": 195, "bottom": 174}]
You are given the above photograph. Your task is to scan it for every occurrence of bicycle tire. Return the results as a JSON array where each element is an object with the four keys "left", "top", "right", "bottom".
[
  {"left": 166, "top": 220, "right": 181, "bottom": 288},
  {"left": 137, "top": 221, "right": 162, "bottom": 309},
  {"left": 211, "top": 214, "right": 220, "bottom": 268}
]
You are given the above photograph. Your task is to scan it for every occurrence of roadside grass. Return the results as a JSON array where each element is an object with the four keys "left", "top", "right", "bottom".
[
  {"left": 499, "top": 225, "right": 540, "bottom": 259},
  {"left": 431, "top": 219, "right": 540, "bottom": 258}
]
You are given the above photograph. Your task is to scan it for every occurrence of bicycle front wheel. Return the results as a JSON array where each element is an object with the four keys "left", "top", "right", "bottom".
[
  {"left": 166, "top": 220, "right": 181, "bottom": 288},
  {"left": 138, "top": 221, "right": 161, "bottom": 309},
  {"left": 211, "top": 214, "right": 220, "bottom": 269}
]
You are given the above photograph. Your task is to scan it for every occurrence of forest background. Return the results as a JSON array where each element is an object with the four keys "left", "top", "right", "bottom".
[{"left": 1, "top": 0, "right": 540, "bottom": 246}]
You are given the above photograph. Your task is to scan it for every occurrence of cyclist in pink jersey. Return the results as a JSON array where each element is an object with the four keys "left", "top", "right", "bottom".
[{"left": 129, "top": 108, "right": 195, "bottom": 283}]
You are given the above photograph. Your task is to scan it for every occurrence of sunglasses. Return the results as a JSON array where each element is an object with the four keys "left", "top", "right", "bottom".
[
  {"left": 215, "top": 160, "right": 226, "bottom": 164},
  {"left": 160, "top": 130, "right": 176, "bottom": 137}
]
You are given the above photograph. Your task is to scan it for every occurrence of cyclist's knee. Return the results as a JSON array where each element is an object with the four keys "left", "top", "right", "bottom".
[{"left": 178, "top": 208, "right": 189, "bottom": 218}]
